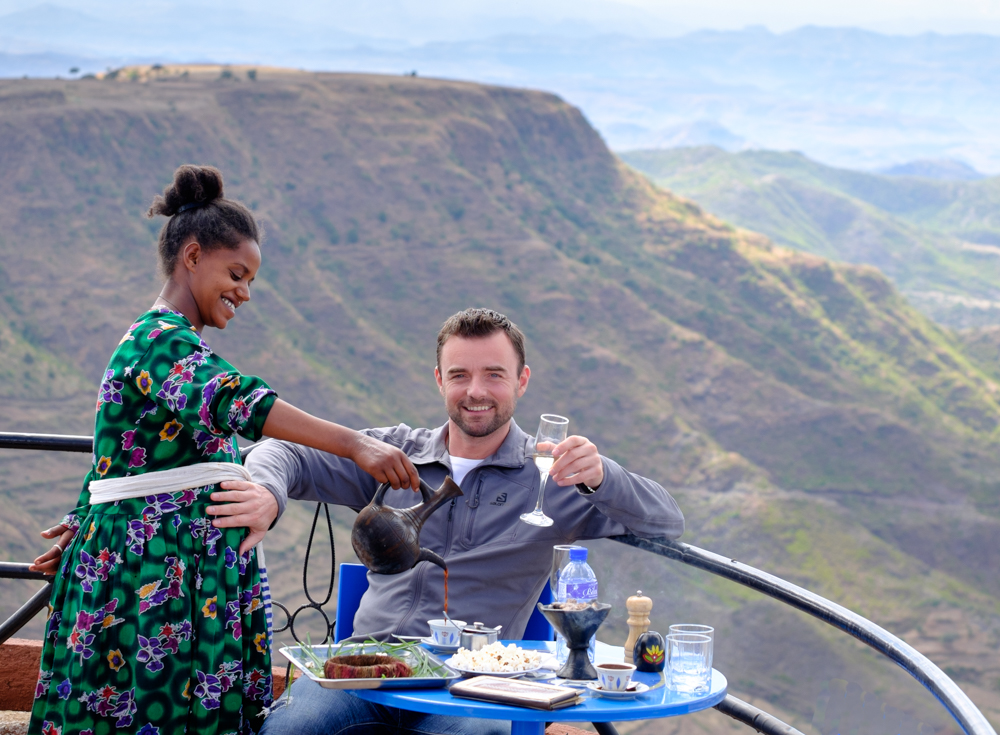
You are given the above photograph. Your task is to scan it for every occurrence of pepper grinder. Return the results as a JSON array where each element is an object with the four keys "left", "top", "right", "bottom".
[{"left": 624, "top": 590, "right": 652, "bottom": 662}]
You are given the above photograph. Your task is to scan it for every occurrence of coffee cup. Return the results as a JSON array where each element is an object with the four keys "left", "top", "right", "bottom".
[
  {"left": 427, "top": 619, "right": 466, "bottom": 646},
  {"left": 595, "top": 662, "right": 636, "bottom": 691}
]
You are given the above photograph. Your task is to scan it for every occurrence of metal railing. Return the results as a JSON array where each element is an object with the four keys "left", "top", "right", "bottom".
[
  {"left": 610, "top": 535, "right": 996, "bottom": 735},
  {"left": 1, "top": 431, "right": 994, "bottom": 735}
]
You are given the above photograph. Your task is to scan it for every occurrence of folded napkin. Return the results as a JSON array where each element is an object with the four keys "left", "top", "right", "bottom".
[{"left": 538, "top": 653, "right": 560, "bottom": 671}]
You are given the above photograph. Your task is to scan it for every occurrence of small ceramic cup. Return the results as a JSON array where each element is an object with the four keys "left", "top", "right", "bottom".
[
  {"left": 595, "top": 662, "right": 636, "bottom": 691},
  {"left": 427, "top": 619, "right": 466, "bottom": 646}
]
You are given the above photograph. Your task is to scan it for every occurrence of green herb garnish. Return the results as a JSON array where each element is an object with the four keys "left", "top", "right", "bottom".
[{"left": 289, "top": 636, "right": 449, "bottom": 679}]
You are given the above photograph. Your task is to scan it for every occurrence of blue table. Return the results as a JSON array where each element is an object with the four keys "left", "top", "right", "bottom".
[{"left": 352, "top": 641, "right": 727, "bottom": 735}]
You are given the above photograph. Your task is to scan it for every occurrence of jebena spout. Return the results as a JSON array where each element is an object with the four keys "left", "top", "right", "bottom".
[{"left": 416, "top": 547, "right": 447, "bottom": 570}]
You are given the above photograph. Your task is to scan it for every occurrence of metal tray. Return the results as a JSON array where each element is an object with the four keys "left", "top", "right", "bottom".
[{"left": 279, "top": 642, "right": 462, "bottom": 690}]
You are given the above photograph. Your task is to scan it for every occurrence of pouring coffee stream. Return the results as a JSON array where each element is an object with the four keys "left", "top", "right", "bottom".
[{"left": 351, "top": 476, "right": 464, "bottom": 611}]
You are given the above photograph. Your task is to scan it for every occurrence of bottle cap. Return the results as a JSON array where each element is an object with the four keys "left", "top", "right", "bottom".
[{"left": 569, "top": 547, "right": 587, "bottom": 561}]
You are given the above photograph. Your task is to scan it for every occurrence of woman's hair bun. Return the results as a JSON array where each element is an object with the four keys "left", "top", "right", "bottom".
[
  {"left": 147, "top": 164, "right": 260, "bottom": 279},
  {"left": 147, "top": 164, "right": 225, "bottom": 218}
]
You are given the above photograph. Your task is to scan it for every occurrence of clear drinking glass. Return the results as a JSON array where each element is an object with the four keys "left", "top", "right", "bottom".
[
  {"left": 520, "top": 414, "right": 569, "bottom": 527},
  {"left": 669, "top": 624, "right": 715, "bottom": 640},
  {"left": 551, "top": 544, "right": 584, "bottom": 663},
  {"left": 550, "top": 544, "right": 585, "bottom": 593},
  {"left": 667, "top": 633, "right": 713, "bottom": 694}
]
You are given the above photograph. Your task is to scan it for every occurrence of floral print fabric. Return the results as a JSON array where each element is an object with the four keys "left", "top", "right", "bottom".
[{"left": 30, "top": 308, "right": 277, "bottom": 735}]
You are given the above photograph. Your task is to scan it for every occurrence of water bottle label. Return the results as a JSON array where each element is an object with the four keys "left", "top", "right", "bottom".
[{"left": 564, "top": 581, "right": 598, "bottom": 600}]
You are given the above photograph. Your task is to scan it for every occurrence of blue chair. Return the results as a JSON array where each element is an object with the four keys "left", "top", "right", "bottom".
[
  {"left": 334, "top": 563, "right": 554, "bottom": 642},
  {"left": 333, "top": 563, "right": 372, "bottom": 643}
]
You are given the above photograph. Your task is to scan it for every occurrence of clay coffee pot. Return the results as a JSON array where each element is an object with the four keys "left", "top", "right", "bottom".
[{"left": 352, "top": 476, "right": 463, "bottom": 574}]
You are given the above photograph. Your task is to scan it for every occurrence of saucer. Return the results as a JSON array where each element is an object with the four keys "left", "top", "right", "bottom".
[
  {"left": 392, "top": 635, "right": 460, "bottom": 654},
  {"left": 420, "top": 636, "right": 460, "bottom": 653},
  {"left": 586, "top": 681, "right": 649, "bottom": 699}
]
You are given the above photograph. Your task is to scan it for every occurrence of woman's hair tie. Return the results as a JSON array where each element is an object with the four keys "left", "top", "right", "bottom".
[{"left": 177, "top": 201, "right": 207, "bottom": 214}]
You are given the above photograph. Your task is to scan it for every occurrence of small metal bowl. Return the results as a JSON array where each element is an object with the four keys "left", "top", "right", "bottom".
[{"left": 460, "top": 621, "right": 503, "bottom": 651}]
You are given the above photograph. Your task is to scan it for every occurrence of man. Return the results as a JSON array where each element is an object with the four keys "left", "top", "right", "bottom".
[{"left": 243, "top": 308, "right": 684, "bottom": 734}]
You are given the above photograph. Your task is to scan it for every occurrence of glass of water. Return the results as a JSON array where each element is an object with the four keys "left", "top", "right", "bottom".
[{"left": 667, "top": 633, "right": 713, "bottom": 694}]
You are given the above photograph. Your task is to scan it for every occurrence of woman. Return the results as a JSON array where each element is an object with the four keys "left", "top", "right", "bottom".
[{"left": 28, "top": 164, "right": 420, "bottom": 735}]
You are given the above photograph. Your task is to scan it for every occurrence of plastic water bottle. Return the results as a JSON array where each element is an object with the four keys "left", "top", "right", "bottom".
[{"left": 556, "top": 547, "right": 598, "bottom": 665}]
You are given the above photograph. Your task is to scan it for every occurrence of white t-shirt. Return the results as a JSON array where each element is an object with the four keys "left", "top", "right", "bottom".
[{"left": 449, "top": 455, "right": 486, "bottom": 487}]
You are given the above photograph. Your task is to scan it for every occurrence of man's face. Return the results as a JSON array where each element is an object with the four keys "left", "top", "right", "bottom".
[{"left": 435, "top": 331, "right": 530, "bottom": 440}]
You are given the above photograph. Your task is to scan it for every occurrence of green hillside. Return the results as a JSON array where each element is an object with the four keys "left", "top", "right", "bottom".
[
  {"left": 0, "top": 66, "right": 998, "bottom": 733},
  {"left": 620, "top": 146, "right": 1000, "bottom": 328}
]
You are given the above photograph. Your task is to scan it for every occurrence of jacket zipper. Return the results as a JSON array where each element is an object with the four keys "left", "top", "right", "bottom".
[
  {"left": 443, "top": 497, "right": 458, "bottom": 555},
  {"left": 464, "top": 475, "right": 484, "bottom": 543}
]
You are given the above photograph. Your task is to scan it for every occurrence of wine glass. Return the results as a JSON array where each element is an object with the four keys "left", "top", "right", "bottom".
[{"left": 520, "top": 414, "right": 569, "bottom": 527}]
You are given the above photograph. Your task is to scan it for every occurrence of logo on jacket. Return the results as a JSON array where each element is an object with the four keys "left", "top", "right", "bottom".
[{"left": 489, "top": 493, "right": 508, "bottom": 506}]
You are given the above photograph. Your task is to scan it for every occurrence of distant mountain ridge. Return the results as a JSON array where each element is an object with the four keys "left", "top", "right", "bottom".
[
  {"left": 5, "top": 13, "right": 1000, "bottom": 171},
  {"left": 1, "top": 68, "right": 998, "bottom": 731},
  {"left": 621, "top": 146, "right": 1000, "bottom": 328},
  {"left": 878, "top": 159, "right": 985, "bottom": 181}
]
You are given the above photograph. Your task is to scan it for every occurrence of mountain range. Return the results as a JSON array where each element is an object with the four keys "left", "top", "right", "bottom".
[
  {"left": 0, "top": 66, "right": 997, "bottom": 733},
  {"left": 5, "top": 5, "right": 1000, "bottom": 172}
]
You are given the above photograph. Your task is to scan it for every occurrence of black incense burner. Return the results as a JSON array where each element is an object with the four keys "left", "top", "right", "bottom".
[{"left": 537, "top": 602, "right": 612, "bottom": 680}]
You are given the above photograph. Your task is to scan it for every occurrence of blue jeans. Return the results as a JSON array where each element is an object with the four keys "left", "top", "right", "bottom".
[{"left": 261, "top": 677, "right": 512, "bottom": 735}]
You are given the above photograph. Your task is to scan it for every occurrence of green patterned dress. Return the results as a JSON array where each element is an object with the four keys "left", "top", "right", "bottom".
[{"left": 30, "top": 307, "right": 277, "bottom": 735}]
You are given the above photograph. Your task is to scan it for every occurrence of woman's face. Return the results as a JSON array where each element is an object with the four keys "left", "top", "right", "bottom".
[{"left": 185, "top": 238, "right": 261, "bottom": 330}]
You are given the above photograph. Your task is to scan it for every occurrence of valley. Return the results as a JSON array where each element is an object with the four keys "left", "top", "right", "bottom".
[{"left": 0, "top": 66, "right": 997, "bottom": 733}]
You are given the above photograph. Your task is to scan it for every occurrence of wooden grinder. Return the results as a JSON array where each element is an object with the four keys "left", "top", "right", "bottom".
[{"left": 624, "top": 590, "right": 652, "bottom": 662}]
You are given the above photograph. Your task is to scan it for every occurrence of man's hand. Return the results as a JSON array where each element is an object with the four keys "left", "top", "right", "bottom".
[
  {"left": 30, "top": 524, "right": 75, "bottom": 575},
  {"left": 350, "top": 434, "right": 422, "bottom": 491},
  {"left": 209, "top": 481, "right": 280, "bottom": 555},
  {"left": 549, "top": 435, "right": 604, "bottom": 489}
]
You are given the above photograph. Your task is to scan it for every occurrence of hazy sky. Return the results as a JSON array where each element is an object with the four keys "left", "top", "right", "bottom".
[
  {"left": 625, "top": 0, "right": 1000, "bottom": 33},
  {"left": 3, "top": 0, "right": 1000, "bottom": 36}
]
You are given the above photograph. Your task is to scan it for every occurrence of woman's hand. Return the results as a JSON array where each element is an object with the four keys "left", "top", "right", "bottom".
[
  {"left": 209, "top": 481, "right": 279, "bottom": 556},
  {"left": 350, "top": 434, "right": 421, "bottom": 491},
  {"left": 29, "top": 524, "right": 75, "bottom": 575}
]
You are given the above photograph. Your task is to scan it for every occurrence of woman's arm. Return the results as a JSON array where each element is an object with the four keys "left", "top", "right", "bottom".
[{"left": 261, "top": 399, "right": 421, "bottom": 490}]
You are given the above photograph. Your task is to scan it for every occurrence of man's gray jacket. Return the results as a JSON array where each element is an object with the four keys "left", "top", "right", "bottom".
[{"left": 246, "top": 420, "right": 684, "bottom": 641}]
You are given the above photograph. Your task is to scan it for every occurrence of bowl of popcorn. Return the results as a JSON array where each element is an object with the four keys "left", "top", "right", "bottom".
[{"left": 447, "top": 641, "right": 543, "bottom": 678}]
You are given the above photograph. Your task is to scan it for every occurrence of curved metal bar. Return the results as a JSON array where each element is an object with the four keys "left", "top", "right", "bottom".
[
  {"left": 271, "top": 600, "right": 291, "bottom": 635},
  {"left": 0, "top": 581, "right": 52, "bottom": 645},
  {"left": 0, "top": 432, "right": 92, "bottom": 453},
  {"left": 715, "top": 694, "right": 806, "bottom": 735},
  {"left": 0, "top": 562, "right": 50, "bottom": 581},
  {"left": 274, "top": 503, "right": 338, "bottom": 645},
  {"left": 610, "top": 535, "right": 996, "bottom": 735},
  {"left": 0, "top": 431, "right": 257, "bottom": 459},
  {"left": 302, "top": 503, "right": 336, "bottom": 608}
]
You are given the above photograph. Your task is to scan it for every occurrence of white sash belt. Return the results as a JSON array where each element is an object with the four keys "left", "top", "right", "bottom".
[
  {"left": 87, "top": 462, "right": 274, "bottom": 643},
  {"left": 88, "top": 462, "right": 252, "bottom": 504}
]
